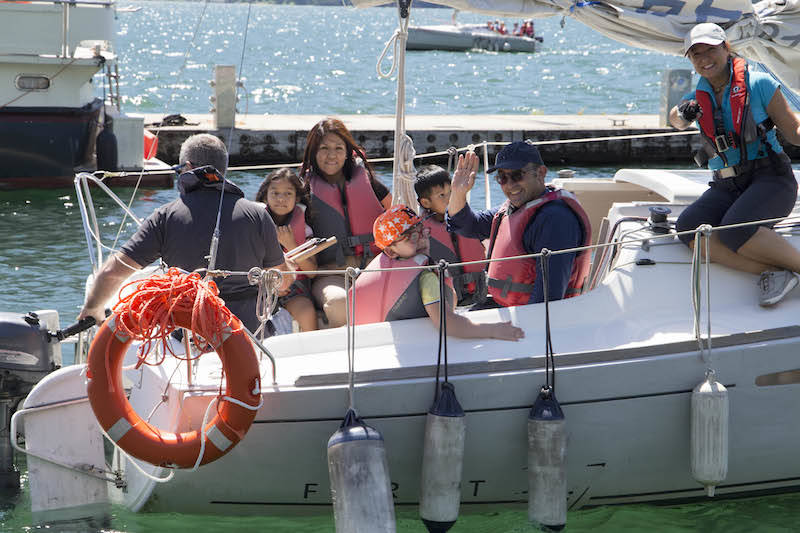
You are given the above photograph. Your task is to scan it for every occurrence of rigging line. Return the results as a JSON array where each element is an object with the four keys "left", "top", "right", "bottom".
[
  {"left": 201, "top": 210, "right": 800, "bottom": 283},
  {"left": 209, "top": 0, "right": 254, "bottom": 272},
  {"left": 110, "top": 0, "right": 213, "bottom": 244},
  {"left": 220, "top": 129, "right": 701, "bottom": 172},
  {"left": 434, "top": 261, "right": 445, "bottom": 404},
  {"left": 540, "top": 249, "right": 555, "bottom": 390}
]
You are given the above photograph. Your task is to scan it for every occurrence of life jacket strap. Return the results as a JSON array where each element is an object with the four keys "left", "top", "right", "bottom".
[{"left": 488, "top": 275, "right": 533, "bottom": 299}]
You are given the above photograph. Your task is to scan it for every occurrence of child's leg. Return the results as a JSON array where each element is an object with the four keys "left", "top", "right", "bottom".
[{"left": 284, "top": 295, "right": 318, "bottom": 332}]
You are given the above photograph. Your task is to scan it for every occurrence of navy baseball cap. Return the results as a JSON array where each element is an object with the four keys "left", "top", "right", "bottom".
[{"left": 487, "top": 141, "right": 544, "bottom": 173}]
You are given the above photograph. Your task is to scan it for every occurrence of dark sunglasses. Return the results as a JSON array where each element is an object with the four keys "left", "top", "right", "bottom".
[{"left": 495, "top": 168, "right": 528, "bottom": 186}]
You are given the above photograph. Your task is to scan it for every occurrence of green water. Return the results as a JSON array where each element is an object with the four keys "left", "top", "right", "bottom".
[{"left": 4, "top": 451, "right": 800, "bottom": 532}]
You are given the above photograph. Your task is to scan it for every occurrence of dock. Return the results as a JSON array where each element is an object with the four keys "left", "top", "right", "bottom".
[{"left": 142, "top": 113, "right": 800, "bottom": 168}]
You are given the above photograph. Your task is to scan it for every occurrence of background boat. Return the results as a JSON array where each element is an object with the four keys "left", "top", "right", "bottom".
[
  {"left": 407, "top": 23, "right": 542, "bottom": 52},
  {"left": 0, "top": 0, "right": 172, "bottom": 190}
]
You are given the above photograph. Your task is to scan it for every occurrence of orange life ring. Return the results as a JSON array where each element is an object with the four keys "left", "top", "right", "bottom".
[{"left": 86, "top": 309, "right": 261, "bottom": 468}]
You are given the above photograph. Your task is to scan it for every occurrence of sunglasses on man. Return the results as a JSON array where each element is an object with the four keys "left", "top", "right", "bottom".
[{"left": 495, "top": 168, "right": 531, "bottom": 186}]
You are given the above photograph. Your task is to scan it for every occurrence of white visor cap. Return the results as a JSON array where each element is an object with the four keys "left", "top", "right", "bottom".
[{"left": 684, "top": 23, "right": 727, "bottom": 55}]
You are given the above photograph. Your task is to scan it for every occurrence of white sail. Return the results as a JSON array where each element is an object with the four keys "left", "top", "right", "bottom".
[{"left": 352, "top": 0, "right": 800, "bottom": 96}]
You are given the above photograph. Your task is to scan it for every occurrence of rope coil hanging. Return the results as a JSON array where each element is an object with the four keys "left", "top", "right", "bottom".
[{"left": 376, "top": 0, "right": 417, "bottom": 209}]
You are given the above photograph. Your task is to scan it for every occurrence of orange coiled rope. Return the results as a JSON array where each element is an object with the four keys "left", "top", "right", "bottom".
[{"left": 111, "top": 268, "right": 241, "bottom": 369}]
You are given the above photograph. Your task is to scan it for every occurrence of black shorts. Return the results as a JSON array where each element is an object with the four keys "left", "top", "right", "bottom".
[{"left": 676, "top": 154, "right": 796, "bottom": 251}]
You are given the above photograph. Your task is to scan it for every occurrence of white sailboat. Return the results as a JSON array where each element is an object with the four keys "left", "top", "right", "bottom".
[{"left": 8, "top": 0, "right": 800, "bottom": 529}]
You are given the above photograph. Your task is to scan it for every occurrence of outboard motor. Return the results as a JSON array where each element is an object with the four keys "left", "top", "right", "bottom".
[
  {"left": 0, "top": 311, "right": 93, "bottom": 500},
  {"left": 0, "top": 312, "right": 60, "bottom": 495}
]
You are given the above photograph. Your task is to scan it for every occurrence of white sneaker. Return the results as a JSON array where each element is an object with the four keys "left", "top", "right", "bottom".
[{"left": 758, "top": 270, "right": 799, "bottom": 307}]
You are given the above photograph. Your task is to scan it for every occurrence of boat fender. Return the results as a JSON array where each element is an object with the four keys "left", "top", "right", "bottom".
[
  {"left": 86, "top": 309, "right": 261, "bottom": 469},
  {"left": 527, "top": 386, "right": 567, "bottom": 531},
  {"left": 690, "top": 374, "right": 729, "bottom": 496},
  {"left": 96, "top": 116, "right": 118, "bottom": 172},
  {"left": 327, "top": 408, "right": 396, "bottom": 532},
  {"left": 419, "top": 382, "right": 466, "bottom": 533}
]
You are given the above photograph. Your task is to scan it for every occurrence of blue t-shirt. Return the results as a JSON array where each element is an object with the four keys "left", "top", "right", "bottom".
[{"left": 683, "top": 64, "right": 782, "bottom": 170}]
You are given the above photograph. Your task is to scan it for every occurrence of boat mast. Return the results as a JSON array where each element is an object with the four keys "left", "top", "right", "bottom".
[{"left": 389, "top": 0, "right": 417, "bottom": 210}]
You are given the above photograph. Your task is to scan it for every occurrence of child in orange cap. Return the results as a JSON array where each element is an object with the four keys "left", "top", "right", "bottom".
[{"left": 349, "top": 205, "right": 524, "bottom": 341}]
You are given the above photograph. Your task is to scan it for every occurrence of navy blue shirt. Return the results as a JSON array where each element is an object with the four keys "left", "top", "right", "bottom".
[{"left": 446, "top": 199, "right": 583, "bottom": 303}]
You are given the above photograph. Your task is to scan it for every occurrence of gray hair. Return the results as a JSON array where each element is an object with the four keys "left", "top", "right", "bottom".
[{"left": 178, "top": 134, "right": 228, "bottom": 176}]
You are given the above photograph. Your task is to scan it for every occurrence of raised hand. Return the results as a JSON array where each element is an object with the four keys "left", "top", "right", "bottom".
[
  {"left": 452, "top": 151, "right": 479, "bottom": 194},
  {"left": 447, "top": 151, "right": 480, "bottom": 215}
]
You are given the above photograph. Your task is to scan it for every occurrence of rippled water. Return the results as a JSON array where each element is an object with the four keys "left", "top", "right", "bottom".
[
  {"left": 113, "top": 2, "right": 688, "bottom": 116},
  {"left": 3, "top": 1, "right": 800, "bottom": 531}
]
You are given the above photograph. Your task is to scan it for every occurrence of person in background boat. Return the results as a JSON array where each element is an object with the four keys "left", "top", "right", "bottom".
[
  {"left": 78, "top": 133, "right": 294, "bottom": 333},
  {"left": 512, "top": 23, "right": 520, "bottom": 36},
  {"left": 486, "top": 21, "right": 494, "bottom": 31},
  {"left": 525, "top": 20, "right": 534, "bottom": 38},
  {"left": 255, "top": 168, "right": 318, "bottom": 332},
  {"left": 414, "top": 164, "right": 487, "bottom": 306},
  {"left": 447, "top": 142, "right": 591, "bottom": 308},
  {"left": 300, "top": 117, "right": 392, "bottom": 328},
  {"left": 669, "top": 23, "right": 800, "bottom": 307},
  {"left": 350, "top": 205, "right": 524, "bottom": 341},
  {"left": 497, "top": 22, "right": 507, "bottom": 35}
]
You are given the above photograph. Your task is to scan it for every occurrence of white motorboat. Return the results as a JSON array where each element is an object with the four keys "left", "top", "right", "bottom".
[
  {"left": 12, "top": 167, "right": 800, "bottom": 525},
  {"left": 407, "top": 24, "right": 541, "bottom": 52},
  {"left": 0, "top": 0, "right": 172, "bottom": 189}
]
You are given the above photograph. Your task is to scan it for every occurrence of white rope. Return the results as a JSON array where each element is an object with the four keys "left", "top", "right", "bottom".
[
  {"left": 190, "top": 393, "right": 264, "bottom": 472},
  {"left": 248, "top": 267, "right": 282, "bottom": 340},
  {"left": 376, "top": 2, "right": 416, "bottom": 208}
]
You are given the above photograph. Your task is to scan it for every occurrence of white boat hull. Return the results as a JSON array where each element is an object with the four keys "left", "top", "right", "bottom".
[
  {"left": 19, "top": 169, "right": 800, "bottom": 518},
  {"left": 407, "top": 25, "right": 539, "bottom": 53}
]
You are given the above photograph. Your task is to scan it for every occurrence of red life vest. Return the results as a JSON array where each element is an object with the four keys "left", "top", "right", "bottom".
[
  {"left": 349, "top": 253, "right": 432, "bottom": 325},
  {"left": 694, "top": 57, "right": 759, "bottom": 166},
  {"left": 422, "top": 213, "right": 486, "bottom": 301},
  {"left": 486, "top": 189, "right": 591, "bottom": 307},
  {"left": 309, "top": 165, "right": 384, "bottom": 267}
]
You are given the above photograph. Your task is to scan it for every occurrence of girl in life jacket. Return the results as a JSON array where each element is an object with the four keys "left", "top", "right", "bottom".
[
  {"left": 669, "top": 23, "right": 800, "bottom": 307},
  {"left": 256, "top": 168, "right": 318, "bottom": 332},
  {"left": 350, "top": 205, "right": 524, "bottom": 342},
  {"left": 300, "top": 118, "right": 392, "bottom": 328}
]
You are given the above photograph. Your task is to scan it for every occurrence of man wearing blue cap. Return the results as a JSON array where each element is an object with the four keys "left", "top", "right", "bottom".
[{"left": 446, "top": 141, "right": 591, "bottom": 307}]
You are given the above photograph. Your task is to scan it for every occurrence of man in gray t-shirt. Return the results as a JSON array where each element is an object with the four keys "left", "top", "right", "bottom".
[{"left": 79, "top": 134, "right": 291, "bottom": 332}]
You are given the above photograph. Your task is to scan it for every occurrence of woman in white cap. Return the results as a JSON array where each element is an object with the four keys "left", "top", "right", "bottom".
[{"left": 669, "top": 22, "right": 800, "bottom": 307}]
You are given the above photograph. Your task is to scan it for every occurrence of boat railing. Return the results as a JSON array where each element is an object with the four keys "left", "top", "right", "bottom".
[{"left": 74, "top": 172, "right": 144, "bottom": 273}]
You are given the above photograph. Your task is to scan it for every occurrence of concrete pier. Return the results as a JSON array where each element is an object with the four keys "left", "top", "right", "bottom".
[{"left": 142, "top": 113, "right": 800, "bottom": 168}]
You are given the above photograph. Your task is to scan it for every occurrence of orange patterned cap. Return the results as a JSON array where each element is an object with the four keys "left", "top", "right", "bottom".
[{"left": 373, "top": 204, "right": 422, "bottom": 249}]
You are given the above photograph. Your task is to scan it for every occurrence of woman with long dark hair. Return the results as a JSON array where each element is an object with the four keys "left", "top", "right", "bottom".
[{"left": 301, "top": 117, "right": 392, "bottom": 327}]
